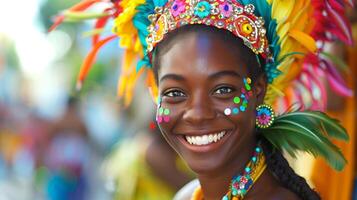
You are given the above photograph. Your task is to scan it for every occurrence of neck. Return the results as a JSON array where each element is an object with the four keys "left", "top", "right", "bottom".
[{"left": 197, "top": 137, "right": 257, "bottom": 200}]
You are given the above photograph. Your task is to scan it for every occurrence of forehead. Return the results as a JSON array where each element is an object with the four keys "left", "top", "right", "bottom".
[{"left": 158, "top": 31, "right": 250, "bottom": 80}]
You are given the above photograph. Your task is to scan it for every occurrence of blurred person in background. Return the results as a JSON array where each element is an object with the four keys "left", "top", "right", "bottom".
[{"left": 43, "top": 97, "right": 90, "bottom": 200}]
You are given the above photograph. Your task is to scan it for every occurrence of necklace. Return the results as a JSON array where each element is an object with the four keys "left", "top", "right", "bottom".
[{"left": 191, "top": 146, "right": 267, "bottom": 200}]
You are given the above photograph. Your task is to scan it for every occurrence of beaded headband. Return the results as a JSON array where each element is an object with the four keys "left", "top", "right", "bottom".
[{"left": 146, "top": 0, "right": 270, "bottom": 59}]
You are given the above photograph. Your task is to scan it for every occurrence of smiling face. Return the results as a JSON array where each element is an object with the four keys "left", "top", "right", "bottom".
[{"left": 153, "top": 25, "right": 267, "bottom": 175}]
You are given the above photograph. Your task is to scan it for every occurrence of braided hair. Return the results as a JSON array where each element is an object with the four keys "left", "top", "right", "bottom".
[{"left": 260, "top": 138, "right": 321, "bottom": 200}]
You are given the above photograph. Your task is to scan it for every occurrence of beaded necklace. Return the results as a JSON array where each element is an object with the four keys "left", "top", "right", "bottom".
[{"left": 191, "top": 146, "right": 266, "bottom": 200}]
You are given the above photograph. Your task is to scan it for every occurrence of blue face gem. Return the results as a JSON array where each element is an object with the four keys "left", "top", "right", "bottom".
[
  {"left": 240, "top": 106, "right": 246, "bottom": 112},
  {"left": 232, "top": 108, "right": 239, "bottom": 115}
]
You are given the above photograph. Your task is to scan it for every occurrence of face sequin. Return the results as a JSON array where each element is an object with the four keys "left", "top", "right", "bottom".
[
  {"left": 224, "top": 77, "right": 252, "bottom": 116},
  {"left": 224, "top": 108, "right": 232, "bottom": 116},
  {"left": 157, "top": 97, "right": 171, "bottom": 123}
]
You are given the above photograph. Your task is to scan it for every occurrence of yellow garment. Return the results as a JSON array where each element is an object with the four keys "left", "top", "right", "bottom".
[
  {"left": 102, "top": 135, "right": 175, "bottom": 200},
  {"left": 311, "top": 25, "right": 357, "bottom": 200}
]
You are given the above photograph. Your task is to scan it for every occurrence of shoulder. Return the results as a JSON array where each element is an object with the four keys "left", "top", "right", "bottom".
[
  {"left": 173, "top": 179, "right": 200, "bottom": 200},
  {"left": 267, "top": 186, "right": 302, "bottom": 200}
]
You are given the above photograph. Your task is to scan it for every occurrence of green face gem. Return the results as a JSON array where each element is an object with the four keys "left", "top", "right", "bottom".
[
  {"left": 159, "top": 107, "right": 164, "bottom": 115},
  {"left": 242, "top": 101, "right": 248, "bottom": 107},
  {"left": 164, "top": 108, "right": 170, "bottom": 115},
  {"left": 245, "top": 84, "right": 251, "bottom": 91},
  {"left": 233, "top": 97, "right": 241, "bottom": 104}
]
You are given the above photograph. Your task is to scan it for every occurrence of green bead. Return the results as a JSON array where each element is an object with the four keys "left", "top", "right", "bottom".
[
  {"left": 245, "top": 84, "right": 251, "bottom": 91},
  {"left": 222, "top": 196, "right": 229, "bottom": 200},
  {"left": 164, "top": 108, "right": 170, "bottom": 115},
  {"left": 159, "top": 107, "right": 164, "bottom": 115},
  {"left": 232, "top": 190, "right": 238, "bottom": 196},
  {"left": 233, "top": 97, "right": 241, "bottom": 104}
]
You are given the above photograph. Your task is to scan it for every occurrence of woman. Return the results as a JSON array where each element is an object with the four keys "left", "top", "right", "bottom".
[{"left": 51, "top": 0, "right": 354, "bottom": 199}]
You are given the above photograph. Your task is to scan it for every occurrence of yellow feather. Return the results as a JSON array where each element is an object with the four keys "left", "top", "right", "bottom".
[
  {"left": 277, "top": 22, "right": 291, "bottom": 44},
  {"left": 289, "top": 30, "right": 317, "bottom": 52},
  {"left": 271, "top": 0, "right": 295, "bottom": 23}
]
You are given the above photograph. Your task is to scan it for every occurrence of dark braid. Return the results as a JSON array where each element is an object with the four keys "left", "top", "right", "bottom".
[{"left": 260, "top": 138, "right": 321, "bottom": 200}]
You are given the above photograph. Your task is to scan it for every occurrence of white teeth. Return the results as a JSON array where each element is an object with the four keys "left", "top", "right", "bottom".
[{"left": 185, "top": 131, "right": 227, "bottom": 146}]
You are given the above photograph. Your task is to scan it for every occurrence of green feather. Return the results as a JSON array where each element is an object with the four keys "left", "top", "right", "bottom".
[{"left": 260, "top": 111, "right": 349, "bottom": 171}]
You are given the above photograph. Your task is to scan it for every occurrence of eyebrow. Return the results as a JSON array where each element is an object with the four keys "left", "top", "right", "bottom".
[
  {"left": 159, "top": 74, "right": 186, "bottom": 83},
  {"left": 209, "top": 70, "right": 241, "bottom": 80},
  {"left": 159, "top": 70, "right": 241, "bottom": 83}
]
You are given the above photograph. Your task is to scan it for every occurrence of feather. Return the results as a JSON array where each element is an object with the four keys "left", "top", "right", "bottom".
[
  {"left": 92, "top": 8, "right": 112, "bottom": 45},
  {"left": 271, "top": 0, "right": 295, "bottom": 23},
  {"left": 325, "top": 1, "right": 354, "bottom": 45},
  {"left": 320, "top": 52, "right": 349, "bottom": 73},
  {"left": 288, "top": 30, "right": 317, "bottom": 52},
  {"left": 260, "top": 111, "right": 349, "bottom": 171},
  {"left": 48, "top": 0, "right": 104, "bottom": 32},
  {"left": 77, "top": 35, "right": 117, "bottom": 89}
]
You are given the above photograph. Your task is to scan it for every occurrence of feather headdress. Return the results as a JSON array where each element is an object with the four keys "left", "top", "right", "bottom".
[{"left": 50, "top": 0, "right": 353, "bottom": 170}]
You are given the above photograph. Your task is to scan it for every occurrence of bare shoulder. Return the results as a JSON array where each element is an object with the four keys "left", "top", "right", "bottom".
[{"left": 268, "top": 186, "right": 302, "bottom": 200}]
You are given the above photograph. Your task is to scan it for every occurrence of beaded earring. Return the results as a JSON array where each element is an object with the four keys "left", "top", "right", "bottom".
[{"left": 255, "top": 104, "right": 275, "bottom": 129}]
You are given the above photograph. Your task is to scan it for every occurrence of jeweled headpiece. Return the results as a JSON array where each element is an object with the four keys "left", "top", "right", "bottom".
[{"left": 146, "top": 1, "right": 269, "bottom": 58}]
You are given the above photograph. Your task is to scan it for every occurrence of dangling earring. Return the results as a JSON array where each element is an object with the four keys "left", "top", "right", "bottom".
[{"left": 255, "top": 104, "right": 275, "bottom": 129}]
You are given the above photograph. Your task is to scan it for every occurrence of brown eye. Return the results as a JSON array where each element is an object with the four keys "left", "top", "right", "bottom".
[
  {"left": 164, "top": 90, "right": 186, "bottom": 97},
  {"left": 214, "top": 86, "right": 234, "bottom": 95}
]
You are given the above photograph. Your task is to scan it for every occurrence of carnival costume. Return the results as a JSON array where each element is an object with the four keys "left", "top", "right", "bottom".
[{"left": 50, "top": 0, "right": 354, "bottom": 199}]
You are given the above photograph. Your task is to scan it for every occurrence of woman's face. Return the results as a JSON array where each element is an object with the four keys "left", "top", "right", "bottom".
[{"left": 155, "top": 31, "right": 266, "bottom": 174}]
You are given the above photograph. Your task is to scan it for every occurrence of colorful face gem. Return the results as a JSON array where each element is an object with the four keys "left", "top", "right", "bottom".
[
  {"left": 157, "top": 107, "right": 171, "bottom": 124},
  {"left": 255, "top": 104, "right": 275, "bottom": 128},
  {"left": 226, "top": 77, "right": 252, "bottom": 115},
  {"left": 224, "top": 108, "right": 232, "bottom": 116},
  {"left": 232, "top": 108, "right": 239, "bottom": 115},
  {"left": 233, "top": 97, "right": 241, "bottom": 104}
]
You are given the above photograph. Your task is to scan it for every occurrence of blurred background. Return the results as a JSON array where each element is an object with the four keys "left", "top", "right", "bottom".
[{"left": 0, "top": 0, "right": 356, "bottom": 200}]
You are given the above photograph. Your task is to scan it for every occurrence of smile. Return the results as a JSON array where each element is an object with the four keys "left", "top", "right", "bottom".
[{"left": 185, "top": 131, "right": 226, "bottom": 146}]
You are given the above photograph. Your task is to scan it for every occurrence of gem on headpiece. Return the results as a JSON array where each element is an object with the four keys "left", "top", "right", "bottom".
[
  {"left": 171, "top": 1, "right": 186, "bottom": 17},
  {"left": 233, "top": 6, "right": 244, "bottom": 15},
  {"left": 155, "top": 6, "right": 164, "bottom": 14},
  {"left": 219, "top": 3, "right": 233, "bottom": 18},
  {"left": 215, "top": 20, "right": 225, "bottom": 28},
  {"left": 194, "top": 1, "right": 211, "bottom": 18},
  {"left": 244, "top": 4, "right": 255, "bottom": 14}
]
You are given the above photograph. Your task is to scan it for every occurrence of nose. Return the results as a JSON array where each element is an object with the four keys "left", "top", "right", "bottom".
[{"left": 182, "top": 91, "right": 216, "bottom": 124}]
